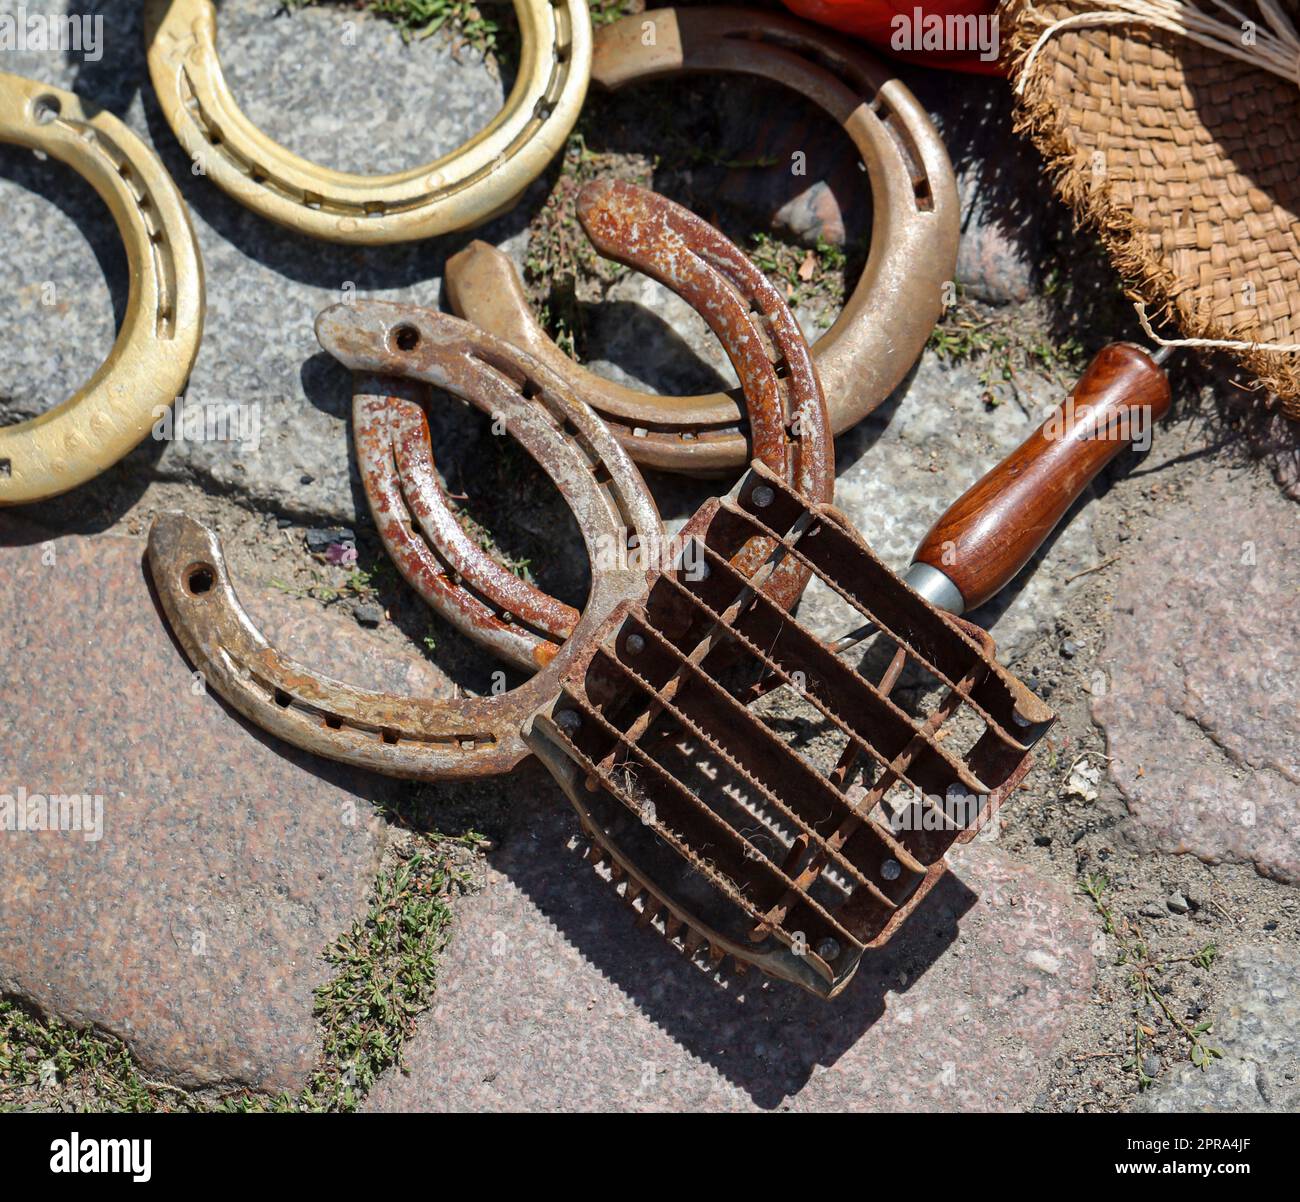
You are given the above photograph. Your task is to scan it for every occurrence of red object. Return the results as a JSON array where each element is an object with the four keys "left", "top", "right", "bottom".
[{"left": 779, "top": 0, "right": 1005, "bottom": 74}]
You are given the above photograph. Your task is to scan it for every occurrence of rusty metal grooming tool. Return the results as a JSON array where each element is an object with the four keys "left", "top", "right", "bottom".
[
  {"left": 0, "top": 72, "right": 204, "bottom": 505},
  {"left": 355, "top": 181, "right": 834, "bottom": 665},
  {"left": 144, "top": 0, "right": 591, "bottom": 244},
  {"left": 445, "top": 4, "right": 959, "bottom": 474},
  {"left": 147, "top": 310, "right": 662, "bottom": 780},
  {"left": 529, "top": 460, "right": 1054, "bottom": 997}
]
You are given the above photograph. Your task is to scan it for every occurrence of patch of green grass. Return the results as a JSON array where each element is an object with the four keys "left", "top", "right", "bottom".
[
  {"left": 286, "top": 1, "right": 638, "bottom": 54},
  {"left": 1081, "top": 874, "right": 1222, "bottom": 1090},
  {"left": 588, "top": 0, "right": 638, "bottom": 26},
  {"left": 295, "top": 836, "right": 481, "bottom": 1111},
  {"left": 0, "top": 997, "right": 191, "bottom": 1113},
  {"left": 524, "top": 130, "right": 654, "bottom": 354},
  {"left": 284, "top": 0, "right": 501, "bottom": 53},
  {"left": 2, "top": 832, "right": 482, "bottom": 1113},
  {"left": 746, "top": 232, "right": 849, "bottom": 321},
  {"left": 222, "top": 831, "right": 482, "bottom": 1113},
  {"left": 929, "top": 296, "right": 1086, "bottom": 408}
]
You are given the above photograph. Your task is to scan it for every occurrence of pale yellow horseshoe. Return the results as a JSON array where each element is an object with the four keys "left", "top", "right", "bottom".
[
  {"left": 0, "top": 73, "right": 204, "bottom": 506},
  {"left": 144, "top": 0, "right": 592, "bottom": 243}
]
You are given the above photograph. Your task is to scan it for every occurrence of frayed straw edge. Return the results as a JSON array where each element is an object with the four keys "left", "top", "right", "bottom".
[{"left": 1000, "top": 0, "right": 1300, "bottom": 419}]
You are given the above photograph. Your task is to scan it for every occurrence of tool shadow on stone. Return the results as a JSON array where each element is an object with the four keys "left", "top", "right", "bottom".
[{"left": 485, "top": 786, "right": 978, "bottom": 1110}]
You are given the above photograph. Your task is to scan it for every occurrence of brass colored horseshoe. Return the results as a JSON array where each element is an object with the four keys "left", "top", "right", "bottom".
[
  {"left": 445, "top": 5, "right": 959, "bottom": 473},
  {"left": 147, "top": 310, "right": 662, "bottom": 780},
  {"left": 144, "top": 0, "right": 592, "bottom": 243},
  {"left": 0, "top": 73, "right": 204, "bottom": 505}
]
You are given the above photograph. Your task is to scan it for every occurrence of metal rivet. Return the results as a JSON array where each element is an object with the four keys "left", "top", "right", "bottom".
[
  {"left": 751, "top": 484, "right": 775, "bottom": 508},
  {"left": 816, "top": 937, "right": 841, "bottom": 962},
  {"left": 625, "top": 633, "right": 645, "bottom": 655},
  {"left": 555, "top": 710, "right": 582, "bottom": 735},
  {"left": 881, "top": 859, "right": 901, "bottom": 881}
]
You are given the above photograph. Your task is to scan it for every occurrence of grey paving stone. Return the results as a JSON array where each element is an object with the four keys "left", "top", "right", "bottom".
[
  {"left": 0, "top": 523, "right": 448, "bottom": 1091},
  {"left": 0, "top": 0, "right": 533, "bottom": 525},
  {"left": 1137, "top": 946, "right": 1300, "bottom": 1112},
  {"left": 364, "top": 790, "right": 1095, "bottom": 1112},
  {"left": 1092, "top": 472, "right": 1300, "bottom": 883}
]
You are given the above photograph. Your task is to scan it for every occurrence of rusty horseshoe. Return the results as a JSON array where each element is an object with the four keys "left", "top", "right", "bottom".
[
  {"left": 147, "top": 312, "right": 662, "bottom": 779},
  {"left": 445, "top": 5, "right": 959, "bottom": 473},
  {"left": 323, "top": 301, "right": 662, "bottom": 674},
  {"left": 351, "top": 181, "right": 834, "bottom": 667}
]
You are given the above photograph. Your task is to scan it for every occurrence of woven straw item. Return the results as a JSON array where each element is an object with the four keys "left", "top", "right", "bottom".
[{"left": 1004, "top": 0, "right": 1300, "bottom": 418}]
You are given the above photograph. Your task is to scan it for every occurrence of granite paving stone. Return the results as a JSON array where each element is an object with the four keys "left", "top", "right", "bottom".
[
  {"left": 1092, "top": 473, "right": 1300, "bottom": 883},
  {"left": 0, "top": 523, "right": 451, "bottom": 1092},
  {"left": 1137, "top": 946, "right": 1300, "bottom": 1113},
  {"left": 364, "top": 789, "right": 1095, "bottom": 1112}
]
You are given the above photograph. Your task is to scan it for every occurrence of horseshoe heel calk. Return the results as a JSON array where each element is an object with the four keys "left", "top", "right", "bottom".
[{"left": 0, "top": 72, "right": 204, "bottom": 506}]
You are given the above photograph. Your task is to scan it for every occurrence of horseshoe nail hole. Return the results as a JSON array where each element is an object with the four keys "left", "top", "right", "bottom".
[
  {"left": 391, "top": 324, "right": 421, "bottom": 353},
  {"left": 324, "top": 714, "right": 343, "bottom": 730},
  {"left": 273, "top": 689, "right": 292, "bottom": 708},
  {"left": 380, "top": 728, "right": 399, "bottom": 745},
  {"left": 185, "top": 565, "right": 215, "bottom": 595},
  {"left": 31, "top": 95, "right": 61, "bottom": 124}
]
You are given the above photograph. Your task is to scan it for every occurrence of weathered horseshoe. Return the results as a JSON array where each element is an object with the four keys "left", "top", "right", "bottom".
[
  {"left": 445, "top": 5, "right": 959, "bottom": 474},
  {"left": 0, "top": 72, "right": 204, "bottom": 506},
  {"left": 321, "top": 302, "right": 661, "bottom": 674},
  {"left": 144, "top": 0, "right": 591, "bottom": 244},
  {"left": 352, "top": 181, "right": 834, "bottom": 663},
  {"left": 147, "top": 311, "right": 661, "bottom": 779}
]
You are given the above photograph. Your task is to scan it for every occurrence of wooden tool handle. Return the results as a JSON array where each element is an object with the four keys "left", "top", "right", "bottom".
[{"left": 911, "top": 343, "right": 1171, "bottom": 611}]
